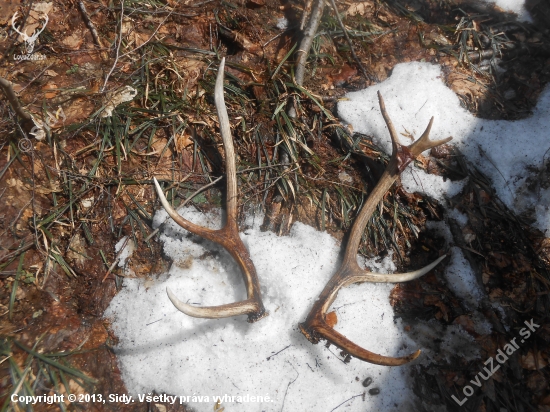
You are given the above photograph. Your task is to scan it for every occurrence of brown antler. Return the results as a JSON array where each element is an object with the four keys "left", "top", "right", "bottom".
[
  {"left": 299, "top": 92, "right": 451, "bottom": 366},
  {"left": 153, "top": 58, "right": 267, "bottom": 323}
]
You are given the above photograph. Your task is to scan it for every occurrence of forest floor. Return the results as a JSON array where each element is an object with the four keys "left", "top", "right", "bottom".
[{"left": 1, "top": 0, "right": 550, "bottom": 411}]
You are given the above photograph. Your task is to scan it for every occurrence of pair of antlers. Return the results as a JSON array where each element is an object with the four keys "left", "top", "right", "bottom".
[{"left": 153, "top": 59, "right": 451, "bottom": 366}]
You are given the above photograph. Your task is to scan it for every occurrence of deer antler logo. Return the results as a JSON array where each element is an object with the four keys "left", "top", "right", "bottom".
[{"left": 11, "top": 11, "right": 49, "bottom": 55}]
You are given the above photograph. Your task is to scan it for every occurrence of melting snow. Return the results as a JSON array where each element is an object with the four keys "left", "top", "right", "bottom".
[{"left": 106, "top": 208, "right": 421, "bottom": 411}]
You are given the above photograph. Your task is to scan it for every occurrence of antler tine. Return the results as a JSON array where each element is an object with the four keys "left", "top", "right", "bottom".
[
  {"left": 299, "top": 92, "right": 451, "bottom": 365},
  {"left": 153, "top": 58, "right": 267, "bottom": 323},
  {"left": 408, "top": 119, "right": 452, "bottom": 157},
  {"left": 377, "top": 91, "right": 400, "bottom": 154},
  {"left": 214, "top": 58, "right": 238, "bottom": 229}
]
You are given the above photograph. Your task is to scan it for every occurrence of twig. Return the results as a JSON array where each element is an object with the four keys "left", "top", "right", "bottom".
[
  {"left": 108, "top": 6, "right": 196, "bottom": 17},
  {"left": 0, "top": 77, "right": 33, "bottom": 123},
  {"left": 300, "top": 0, "right": 313, "bottom": 30},
  {"left": 190, "top": 0, "right": 215, "bottom": 6},
  {"left": 118, "top": 11, "right": 173, "bottom": 59},
  {"left": 294, "top": 0, "right": 325, "bottom": 88},
  {"left": 19, "top": 63, "right": 54, "bottom": 92},
  {"left": 281, "top": 0, "right": 325, "bottom": 166},
  {"left": 263, "top": 29, "right": 290, "bottom": 48},
  {"left": 328, "top": 0, "right": 376, "bottom": 82},
  {"left": 78, "top": 1, "right": 104, "bottom": 49},
  {"left": 266, "top": 344, "right": 292, "bottom": 361},
  {"left": 330, "top": 394, "right": 364, "bottom": 411},
  {"left": 280, "top": 362, "right": 299, "bottom": 412},
  {"left": 102, "top": 2, "right": 173, "bottom": 90},
  {"left": 102, "top": 0, "right": 124, "bottom": 92}
]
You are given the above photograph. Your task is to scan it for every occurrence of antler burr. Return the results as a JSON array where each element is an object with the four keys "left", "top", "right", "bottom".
[
  {"left": 299, "top": 91, "right": 451, "bottom": 366},
  {"left": 153, "top": 58, "right": 267, "bottom": 323}
]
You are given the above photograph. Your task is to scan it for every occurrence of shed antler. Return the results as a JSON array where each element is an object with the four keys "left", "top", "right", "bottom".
[
  {"left": 299, "top": 92, "right": 452, "bottom": 366},
  {"left": 153, "top": 58, "right": 267, "bottom": 323}
]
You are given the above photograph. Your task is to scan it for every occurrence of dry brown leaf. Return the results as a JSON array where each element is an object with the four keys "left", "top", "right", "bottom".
[
  {"left": 134, "top": 32, "right": 148, "bottom": 48},
  {"left": 0, "top": 0, "right": 19, "bottom": 25},
  {"left": 521, "top": 351, "right": 548, "bottom": 370},
  {"left": 61, "top": 31, "right": 84, "bottom": 49},
  {"left": 175, "top": 132, "right": 193, "bottom": 153},
  {"left": 42, "top": 83, "right": 58, "bottom": 99},
  {"left": 247, "top": 0, "right": 265, "bottom": 7},
  {"left": 424, "top": 294, "right": 449, "bottom": 322},
  {"left": 67, "top": 233, "right": 87, "bottom": 267},
  {"left": 347, "top": 2, "right": 372, "bottom": 16}
]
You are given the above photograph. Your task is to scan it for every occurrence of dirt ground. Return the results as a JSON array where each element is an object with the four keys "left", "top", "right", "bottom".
[{"left": 0, "top": 0, "right": 550, "bottom": 411}]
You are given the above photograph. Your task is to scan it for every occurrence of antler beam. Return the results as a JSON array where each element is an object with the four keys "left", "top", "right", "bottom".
[
  {"left": 153, "top": 58, "right": 267, "bottom": 323},
  {"left": 299, "top": 92, "right": 451, "bottom": 366}
]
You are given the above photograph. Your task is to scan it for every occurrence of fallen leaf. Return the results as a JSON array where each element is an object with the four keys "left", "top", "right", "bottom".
[
  {"left": 0, "top": 0, "right": 18, "bottom": 25},
  {"left": 175, "top": 131, "right": 193, "bottom": 153},
  {"left": 247, "top": 0, "right": 264, "bottom": 7},
  {"left": 347, "top": 2, "right": 372, "bottom": 16},
  {"left": 42, "top": 83, "right": 58, "bottom": 98},
  {"left": 62, "top": 31, "right": 84, "bottom": 49},
  {"left": 521, "top": 351, "right": 548, "bottom": 370}
]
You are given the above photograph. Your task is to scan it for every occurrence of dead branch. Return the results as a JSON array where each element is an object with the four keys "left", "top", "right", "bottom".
[
  {"left": 0, "top": 77, "right": 33, "bottom": 123},
  {"left": 78, "top": 1, "right": 104, "bottom": 49},
  {"left": 294, "top": 0, "right": 325, "bottom": 88}
]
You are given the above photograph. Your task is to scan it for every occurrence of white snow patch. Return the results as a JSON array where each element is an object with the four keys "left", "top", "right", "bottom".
[
  {"left": 276, "top": 17, "right": 288, "bottom": 30},
  {"left": 447, "top": 208, "right": 468, "bottom": 228},
  {"left": 444, "top": 247, "right": 484, "bottom": 309},
  {"left": 400, "top": 167, "right": 466, "bottom": 203},
  {"left": 425, "top": 219, "right": 485, "bottom": 311},
  {"left": 481, "top": 0, "right": 532, "bottom": 22},
  {"left": 106, "top": 207, "right": 421, "bottom": 411},
  {"left": 338, "top": 61, "right": 550, "bottom": 235}
]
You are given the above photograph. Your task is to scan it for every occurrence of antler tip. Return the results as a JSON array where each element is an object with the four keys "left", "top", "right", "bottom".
[
  {"left": 406, "top": 349, "right": 422, "bottom": 363},
  {"left": 166, "top": 286, "right": 191, "bottom": 315},
  {"left": 152, "top": 176, "right": 163, "bottom": 198}
]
